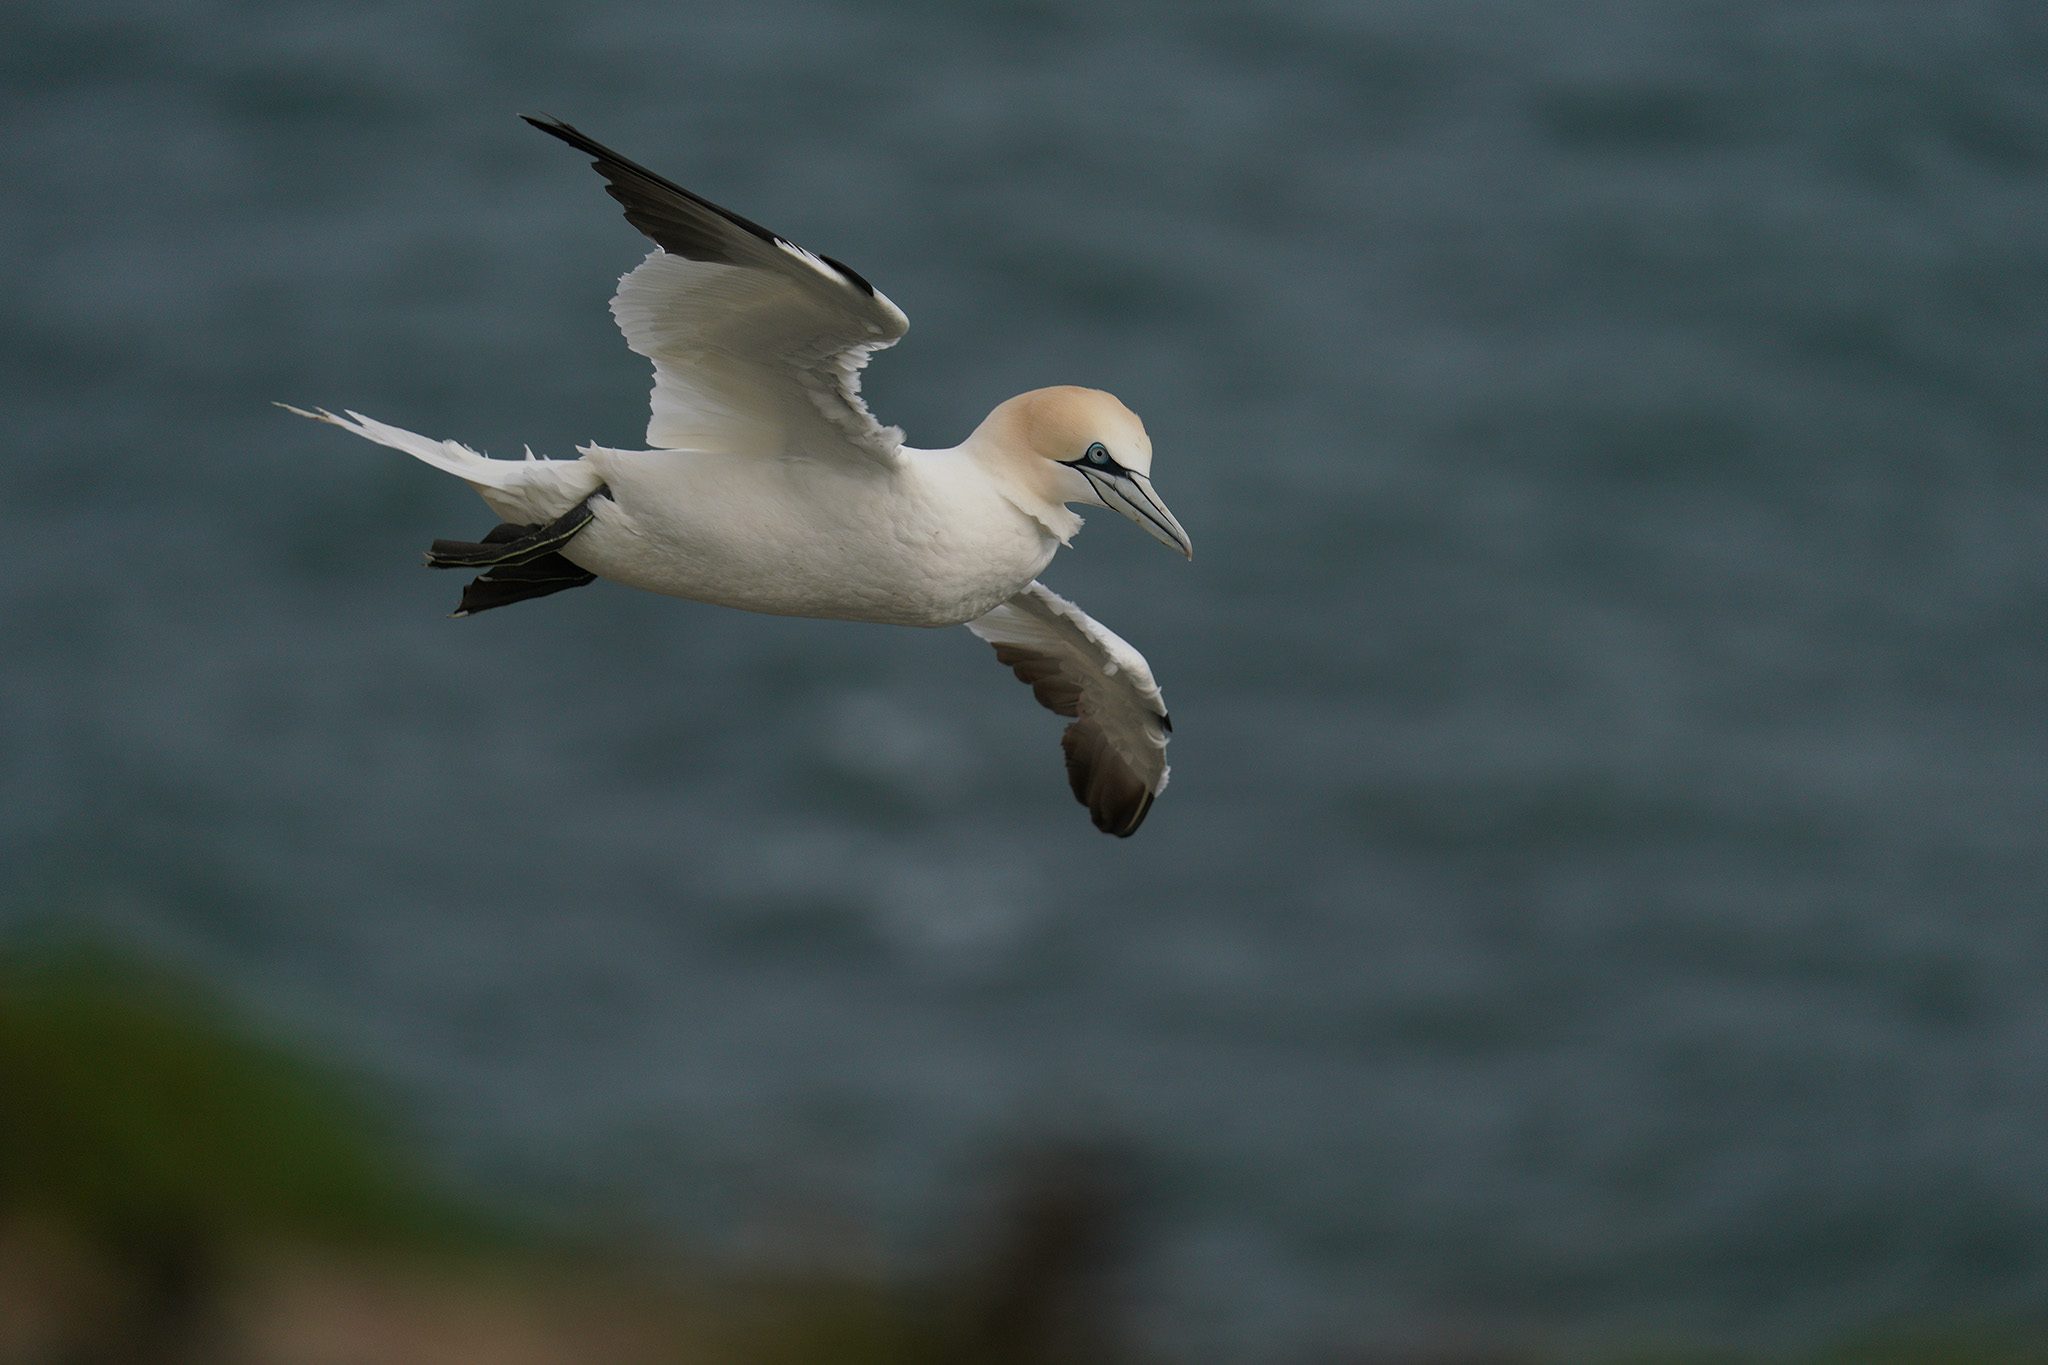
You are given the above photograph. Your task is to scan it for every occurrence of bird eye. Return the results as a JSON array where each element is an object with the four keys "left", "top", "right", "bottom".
[{"left": 1086, "top": 443, "right": 1111, "bottom": 466}]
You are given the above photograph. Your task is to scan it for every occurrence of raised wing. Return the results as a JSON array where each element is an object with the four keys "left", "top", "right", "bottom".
[
  {"left": 968, "top": 583, "right": 1172, "bottom": 837},
  {"left": 525, "top": 115, "right": 909, "bottom": 464}
]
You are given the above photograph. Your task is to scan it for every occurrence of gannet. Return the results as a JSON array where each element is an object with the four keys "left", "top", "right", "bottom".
[{"left": 288, "top": 116, "right": 1190, "bottom": 836}]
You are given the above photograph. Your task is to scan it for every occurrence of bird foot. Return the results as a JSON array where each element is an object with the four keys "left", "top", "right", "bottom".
[{"left": 424, "top": 488, "right": 607, "bottom": 569}]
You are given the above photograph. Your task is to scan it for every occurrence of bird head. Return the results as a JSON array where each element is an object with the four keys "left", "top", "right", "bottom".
[{"left": 973, "top": 386, "right": 1192, "bottom": 557}]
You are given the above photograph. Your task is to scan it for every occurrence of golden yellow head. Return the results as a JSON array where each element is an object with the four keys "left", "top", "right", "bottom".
[{"left": 971, "top": 386, "right": 1189, "bottom": 556}]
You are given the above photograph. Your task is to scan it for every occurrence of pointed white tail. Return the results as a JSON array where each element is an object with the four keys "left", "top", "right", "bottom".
[{"left": 279, "top": 404, "right": 603, "bottom": 524}]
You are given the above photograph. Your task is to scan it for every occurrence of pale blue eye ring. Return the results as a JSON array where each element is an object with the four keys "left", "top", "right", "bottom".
[{"left": 1086, "top": 443, "right": 1111, "bottom": 466}]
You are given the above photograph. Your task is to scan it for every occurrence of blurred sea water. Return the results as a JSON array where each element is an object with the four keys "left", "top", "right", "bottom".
[{"left": 4, "top": 1, "right": 2046, "bottom": 1358}]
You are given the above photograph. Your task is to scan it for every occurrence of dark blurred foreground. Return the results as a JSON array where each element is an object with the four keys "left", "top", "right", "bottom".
[
  {"left": 3, "top": 940, "right": 2045, "bottom": 1365},
  {"left": 0, "top": 939, "right": 1145, "bottom": 1365}
]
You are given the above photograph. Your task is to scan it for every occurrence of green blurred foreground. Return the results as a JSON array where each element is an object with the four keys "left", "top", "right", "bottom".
[{"left": 1, "top": 941, "right": 2042, "bottom": 1365}]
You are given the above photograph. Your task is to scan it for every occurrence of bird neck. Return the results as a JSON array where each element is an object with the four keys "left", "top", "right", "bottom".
[{"left": 958, "top": 436, "right": 1084, "bottom": 545}]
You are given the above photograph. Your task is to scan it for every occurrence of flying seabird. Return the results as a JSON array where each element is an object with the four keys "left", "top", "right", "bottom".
[{"left": 287, "top": 116, "right": 1191, "bottom": 836}]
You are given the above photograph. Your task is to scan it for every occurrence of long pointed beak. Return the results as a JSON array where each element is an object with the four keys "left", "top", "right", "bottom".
[{"left": 1087, "top": 468, "right": 1193, "bottom": 559}]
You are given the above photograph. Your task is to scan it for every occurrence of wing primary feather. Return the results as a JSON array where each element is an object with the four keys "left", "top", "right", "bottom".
[{"left": 521, "top": 114, "right": 879, "bottom": 297}]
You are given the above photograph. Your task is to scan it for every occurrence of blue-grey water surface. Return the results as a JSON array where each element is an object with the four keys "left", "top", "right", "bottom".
[{"left": 5, "top": 1, "right": 2047, "bottom": 1358}]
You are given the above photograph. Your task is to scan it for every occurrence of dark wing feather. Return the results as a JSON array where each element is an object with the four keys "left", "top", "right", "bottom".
[
  {"left": 522, "top": 115, "right": 878, "bottom": 295},
  {"left": 969, "top": 583, "right": 1172, "bottom": 838}
]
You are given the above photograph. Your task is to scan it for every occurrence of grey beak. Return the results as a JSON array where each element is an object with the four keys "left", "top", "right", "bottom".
[{"left": 1086, "top": 468, "right": 1193, "bottom": 559}]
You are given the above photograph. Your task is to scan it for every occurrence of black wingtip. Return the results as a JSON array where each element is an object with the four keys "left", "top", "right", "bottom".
[
  {"left": 521, "top": 113, "right": 602, "bottom": 157},
  {"left": 519, "top": 113, "right": 782, "bottom": 255},
  {"left": 517, "top": 112, "right": 882, "bottom": 299}
]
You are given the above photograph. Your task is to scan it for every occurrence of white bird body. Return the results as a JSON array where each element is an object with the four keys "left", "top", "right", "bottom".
[
  {"left": 568, "top": 441, "right": 1065, "bottom": 627},
  {"left": 290, "top": 116, "right": 1190, "bottom": 835},
  {"left": 323, "top": 413, "right": 1070, "bottom": 628}
]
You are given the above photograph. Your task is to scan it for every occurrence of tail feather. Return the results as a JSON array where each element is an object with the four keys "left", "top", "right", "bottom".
[
  {"left": 277, "top": 404, "right": 496, "bottom": 481},
  {"left": 277, "top": 404, "right": 604, "bottom": 523}
]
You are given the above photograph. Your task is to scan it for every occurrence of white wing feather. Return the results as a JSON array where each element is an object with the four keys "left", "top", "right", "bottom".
[
  {"left": 611, "top": 250, "right": 907, "bottom": 462},
  {"left": 525, "top": 116, "right": 908, "bottom": 467}
]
